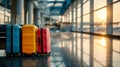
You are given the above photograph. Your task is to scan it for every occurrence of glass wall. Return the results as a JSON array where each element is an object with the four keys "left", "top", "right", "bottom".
[
  {"left": 113, "top": 2, "right": 120, "bottom": 35},
  {"left": 61, "top": 0, "right": 120, "bottom": 35},
  {"left": 94, "top": 8, "right": 107, "bottom": 34},
  {"left": 82, "top": 0, "right": 90, "bottom": 32},
  {"left": 60, "top": 0, "right": 120, "bottom": 67},
  {"left": 0, "top": 6, "right": 11, "bottom": 24}
]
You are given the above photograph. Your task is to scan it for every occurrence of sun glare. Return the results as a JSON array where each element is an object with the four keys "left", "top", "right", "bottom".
[
  {"left": 99, "top": 37, "right": 106, "bottom": 47},
  {"left": 97, "top": 8, "right": 107, "bottom": 20},
  {"left": 95, "top": 8, "right": 107, "bottom": 23}
]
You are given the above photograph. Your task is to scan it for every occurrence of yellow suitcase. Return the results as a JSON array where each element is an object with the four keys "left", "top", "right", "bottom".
[{"left": 22, "top": 25, "right": 38, "bottom": 55}]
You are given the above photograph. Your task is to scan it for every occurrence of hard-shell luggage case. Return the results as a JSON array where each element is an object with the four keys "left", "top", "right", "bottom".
[
  {"left": 6, "top": 25, "right": 12, "bottom": 56},
  {"left": 22, "top": 25, "right": 38, "bottom": 55},
  {"left": 41, "top": 28, "right": 51, "bottom": 54},
  {"left": 37, "top": 29, "right": 42, "bottom": 54},
  {"left": 0, "top": 25, "right": 6, "bottom": 49},
  {"left": 12, "top": 25, "right": 21, "bottom": 55}
]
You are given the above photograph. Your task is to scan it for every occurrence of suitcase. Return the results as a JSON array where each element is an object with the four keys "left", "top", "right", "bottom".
[
  {"left": 6, "top": 25, "right": 12, "bottom": 55},
  {"left": 12, "top": 25, "right": 21, "bottom": 55},
  {"left": 41, "top": 28, "right": 51, "bottom": 54},
  {"left": 37, "top": 29, "right": 42, "bottom": 54},
  {"left": 22, "top": 25, "right": 38, "bottom": 55}
]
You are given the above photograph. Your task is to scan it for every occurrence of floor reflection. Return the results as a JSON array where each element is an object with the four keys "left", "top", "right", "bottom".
[
  {"left": 0, "top": 32, "right": 120, "bottom": 67},
  {"left": 60, "top": 32, "right": 120, "bottom": 67},
  {"left": 99, "top": 37, "right": 107, "bottom": 47}
]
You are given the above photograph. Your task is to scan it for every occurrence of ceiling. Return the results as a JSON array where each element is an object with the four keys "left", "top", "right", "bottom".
[
  {"left": 0, "top": 0, "right": 72, "bottom": 16},
  {"left": 37, "top": 0, "right": 72, "bottom": 16}
]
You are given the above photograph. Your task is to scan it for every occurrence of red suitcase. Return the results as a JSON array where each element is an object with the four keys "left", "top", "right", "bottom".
[
  {"left": 41, "top": 28, "right": 51, "bottom": 54},
  {"left": 37, "top": 29, "right": 42, "bottom": 54}
]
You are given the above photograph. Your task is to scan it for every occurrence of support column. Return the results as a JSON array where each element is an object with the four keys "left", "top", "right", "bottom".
[
  {"left": 27, "top": 0, "right": 34, "bottom": 24},
  {"left": 34, "top": 9, "right": 40, "bottom": 25},
  {"left": 106, "top": 0, "right": 113, "bottom": 67},
  {"left": 90, "top": 0, "right": 94, "bottom": 67},
  {"left": 75, "top": 0, "right": 78, "bottom": 57},
  {"left": 71, "top": 2, "right": 74, "bottom": 65},
  {"left": 11, "top": 0, "right": 17, "bottom": 24},
  {"left": 80, "top": 0, "right": 83, "bottom": 67},
  {"left": 107, "top": 0, "right": 113, "bottom": 35},
  {"left": 39, "top": 12, "right": 42, "bottom": 27},
  {"left": 11, "top": 0, "right": 24, "bottom": 24},
  {"left": 40, "top": 13, "right": 45, "bottom": 27},
  {"left": 16, "top": 0, "right": 24, "bottom": 24},
  {"left": 71, "top": 3, "right": 74, "bottom": 30},
  {"left": 80, "top": 0, "right": 83, "bottom": 32}
]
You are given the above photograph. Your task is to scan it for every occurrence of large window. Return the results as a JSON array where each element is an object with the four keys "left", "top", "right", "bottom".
[
  {"left": 113, "top": 2, "right": 120, "bottom": 36},
  {"left": 82, "top": 0, "right": 90, "bottom": 32},
  {"left": 60, "top": 0, "right": 120, "bottom": 67},
  {"left": 0, "top": 6, "right": 11, "bottom": 24},
  {"left": 94, "top": 8, "right": 107, "bottom": 34},
  {"left": 60, "top": 0, "right": 120, "bottom": 35}
]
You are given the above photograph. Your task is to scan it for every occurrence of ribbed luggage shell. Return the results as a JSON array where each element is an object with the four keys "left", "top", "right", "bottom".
[
  {"left": 12, "top": 25, "right": 21, "bottom": 54},
  {"left": 41, "top": 28, "right": 51, "bottom": 54},
  {"left": 37, "top": 29, "right": 42, "bottom": 54},
  {"left": 6, "top": 25, "right": 12, "bottom": 54},
  {"left": 22, "top": 25, "right": 38, "bottom": 54}
]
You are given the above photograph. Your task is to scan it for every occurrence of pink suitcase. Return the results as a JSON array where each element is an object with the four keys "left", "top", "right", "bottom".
[{"left": 41, "top": 28, "right": 51, "bottom": 54}]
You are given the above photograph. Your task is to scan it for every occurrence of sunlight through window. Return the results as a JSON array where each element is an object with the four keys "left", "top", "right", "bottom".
[
  {"left": 99, "top": 37, "right": 106, "bottom": 47},
  {"left": 97, "top": 8, "right": 107, "bottom": 23},
  {"left": 94, "top": 8, "right": 107, "bottom": 23}
]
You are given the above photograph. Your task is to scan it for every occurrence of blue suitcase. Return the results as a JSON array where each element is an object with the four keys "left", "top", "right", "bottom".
[
  {"left": 6, "top": 25, "right": 12, "bottom": 56},
  {"left": 12, "top": 25, "right": 21, "bottom": 55}
]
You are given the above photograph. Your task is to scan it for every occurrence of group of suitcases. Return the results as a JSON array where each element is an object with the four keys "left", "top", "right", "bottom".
[{"left": 5, "top": 24, "right": 51, "bottom": 56}]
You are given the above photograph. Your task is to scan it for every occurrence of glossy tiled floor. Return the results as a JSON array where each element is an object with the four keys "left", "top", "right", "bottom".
[
  {"left": 0, "top": 32, "right": 78, "bottom": 67},
  {"left": 0, "top": 32, "right": 120, "bottom": 67}
]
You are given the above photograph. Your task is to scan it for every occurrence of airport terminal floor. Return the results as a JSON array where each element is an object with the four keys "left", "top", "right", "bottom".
[
  {"left": 0, "top": 0, "right": 120, "bottom": 67},
  {"left": 0, "top": 32, "right": 120, "bottom": 67}
]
